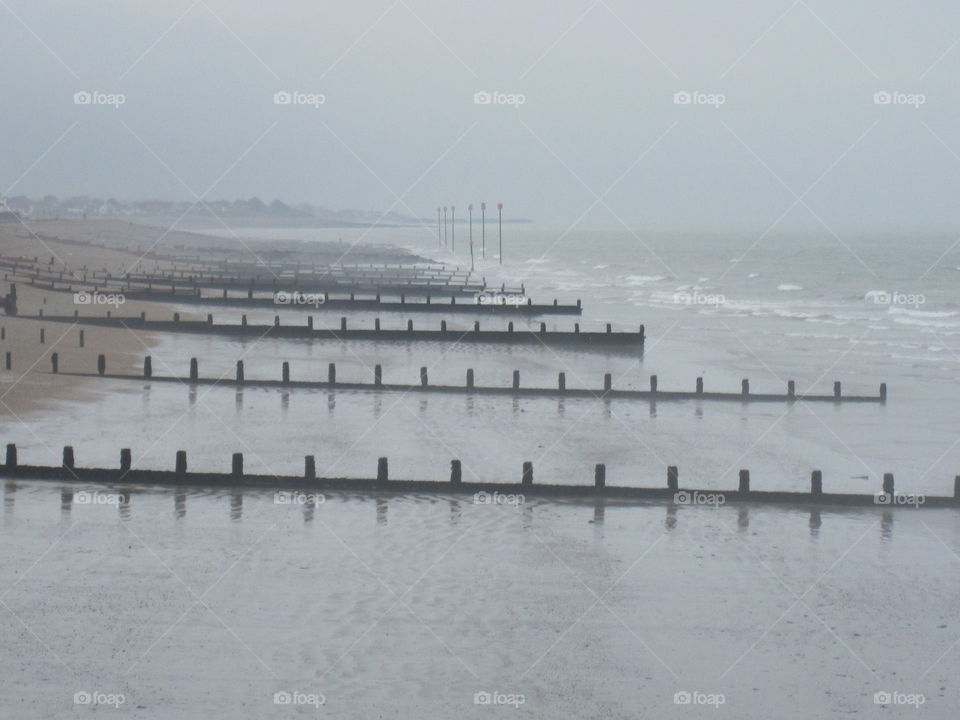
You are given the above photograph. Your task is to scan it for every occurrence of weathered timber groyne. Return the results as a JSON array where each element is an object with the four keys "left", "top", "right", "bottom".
[
  {"left": 58, "top": 354, "right": 888, "bottom": 403},
  {"left": 0, "top": 445, "right": 952, "bottom": 508},
  {"left": 23, "top": 279, "right": 582, "bottom": 315},
  {"left": 29, "top": 314, "right": 646, "bottom": 348}
]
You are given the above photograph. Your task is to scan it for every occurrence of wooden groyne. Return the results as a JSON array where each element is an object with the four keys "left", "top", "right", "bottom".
[
  {"left": 58, "top": 354, "right": 888, "bottom": 404},
  {"left": 29, "top": 313, "right": 646, "bottom": 348},
  {"left": 22, "top": 279, "right": 582, "bottom": 316},
  {"left": 0, "top": 444, "right": 953, "bottom": 508},
  {"left": 2, "top": 257, "right": 514, "bottom": 298}
]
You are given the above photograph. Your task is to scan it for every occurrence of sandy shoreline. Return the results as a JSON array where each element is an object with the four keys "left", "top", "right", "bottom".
[
  {"left": 0, "top": 220, "right": 188, "bottom": 418},
  {"left": 0, "top": 217, "right": 429, "bottom": 420}
]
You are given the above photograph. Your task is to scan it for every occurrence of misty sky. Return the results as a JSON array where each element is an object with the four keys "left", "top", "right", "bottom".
[{"left": 2, "top": 0, "right": 960, "bottom": 231}]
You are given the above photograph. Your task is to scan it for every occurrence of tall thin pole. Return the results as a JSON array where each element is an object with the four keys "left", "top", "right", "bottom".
[
  {"left": 497, "top": 202, "right": 503, "bottom": 265},
  {"left": 481, "top": 202, "right": 486, "bottom": 258},
  {"left": 437, "top": 207, "right": 441, "bottom": 248},
  {"left": 468, "top": 204, "right": 474, "bottom": 272},
  {"left": 443, "top": 207, "right": 448, "bottom": 248},
  {"left": 451, "top": 205, "right": 455, "bottom": 252}
]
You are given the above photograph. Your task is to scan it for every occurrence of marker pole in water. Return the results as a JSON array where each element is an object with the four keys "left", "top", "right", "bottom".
[
  {"left": 497, "top": 202, "right": 503, "bottom": 265},
  {"left": 451, "top": 205, "right": 455, "bottom": 252},
  {"left": 437, "top": 207, "right": 441, "bottom": 248},
  {"left": 481, "top": 202, "right": 486, "bottom": 258},
  {"left": 468, "top": 204, "right": 474, "bottom": 272},
  {"left": 443, "top": 207, "right": 448, "bottom": 248}
]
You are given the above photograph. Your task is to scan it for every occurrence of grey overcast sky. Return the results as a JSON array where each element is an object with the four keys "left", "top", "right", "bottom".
[{"left": 2, "top": 0, "right": 960, "bottom": 230}]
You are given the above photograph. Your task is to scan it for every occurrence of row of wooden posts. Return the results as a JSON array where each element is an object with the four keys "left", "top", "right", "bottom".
[
  {"left": 1, "top": 444, "right": 953, "bottom": 504},
  {"left": 47, "top": 308, "right": 622, "bottom": 336},
  {"left": 55, "top": 352, "right": 886, "bottom": 402}
]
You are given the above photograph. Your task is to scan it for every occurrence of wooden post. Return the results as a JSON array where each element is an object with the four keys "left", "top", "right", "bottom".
[
  {"left": 62, "top": 446, "right": 75, "bottom": 469},
  {"left": 97, "top": 354, "right": 105, "bottom": 376},
  {"left": 174, "top": 313, "right": 180, "bottom": 322},
  {"left": 882, "top": 473, "right": 894, "bottom": 496},
  {"left": 176, "top": 450, "right": 187, "bottom": 474},
  {"left": 954, "top": 475, "right": 960, "bottom": 501},
  {"left": 377, "top": 457, "right": 388, "bottom": 483},
  {"left": 539, "top": 322, "right": 546, "bottom": 334},
  {"left": 440, "top": 320, "right": 446, "bottom": 332},
  {"left": 466, "top": 368, "right": 474, "bottom": 388},
  {"left": 604, "top": 373, "right": 612, "bottom": 391},
  {"left": 450, "top": 460, "right": 462, "bottom": 484},
  {"left": 879, "top": 383, "right": 887, "bottom": 401},
  {"left": 79, "top": 330, "right": 84, "bottom": 347},
  {"left": 696, "top": 377, "right": 703, "bottom": 394},
  {"left": 606, "top": 323, "right": 612, "bottom": 333},
  {"left": 235, "top": 360, "right": 244, "bottom": 383},
  {"left": 5, "top": 444, "right": 17, "bottom": 468},
  {"left": 282, "top": 361, "right": 290, "bottom": 384},
  {"left": 667, "top": 465, "right": 678, "bottom": 491},
  {"left": 207, "top": 313, "right": 213, "bottom": 325},
  {"left": 741, "top": 379, "right": 749, "bottom": 395},
  {"left": 328, "top": 363, "right": 336, "bottom": 385},
  {"left": 833, "top": 381, "right": 841, "bottom": 399},
  {"left": 788, "top": 380, "right": 795, "bottom": 397},
  {"left": 5, "top": 351, "right": 10, "bottom": 370},
  {"left": 120, "top": 448, "right": 131, "bottom": 472},
  {"left": 375, "top": 318, "right": 381, "bottom": 331},
  {"left": 650, "top": 375, "right": 658, "bottom": 393},
  {"left": 39, "top": 328, "right": 45, "bottom": 344},
  {"left": 508, "top": 321, "right": 513, "bottom": 333},
  {"left": 375, "top": 364, "right": 382, "bottom": 386},
  {"left": 522, "top": 461, "right": 533, "bottom": 486},
  {"left": 241, "top": 314, "right": 247, "bottom": 327},
  {"left": 307, "top": 316, "right": 313, "bottom": 329},
  {"left": 273, "top": 315, "right": 280, "bottom": 327},
  {"left": 305, "top": 455, "right": 316, "bottom": 480},
  {"left": 513, "top": 370, "right": 520, "bottom": 389},
  {"left": 190, "top": 358, "right": 198, "bottom": 381},
  {"left": 407, "top": 319, "right": 413, "bottom": 331},
  {"left": 474, "top": 321, "right": 480, "bottom": 332},
  {"left": 420, "top": 367, "right": 428, "bottom": 387},
  {"left": 811, "top": 470, "right": 822, "bottom": 497},
  {"left": 50, "top": 353, "right": 58, "bottom": 373},
  {"left": 144, "top": 356, "right": 152, "bottom": 378},
  {"left": 341, "top": 317, "right": 347, "bottom": 331},
  {"left": 558, "top": 372, "right": 565, "bottom": 391},
  {"left": 594, "top": 463, "right": 605, "bottom": 488},
  {"left": 232, "top": 453, "right": 243, "bottom": 478},
  {"left": 739, "top": 469, "right": 750, "bottom": 493},
  {"left": 140, "top": 311, "right": 146, "bottom": 322}
]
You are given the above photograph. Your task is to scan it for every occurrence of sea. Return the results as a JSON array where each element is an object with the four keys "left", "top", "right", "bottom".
[{"left": 0, "top": 223, "right": 957, "bottom": 718}]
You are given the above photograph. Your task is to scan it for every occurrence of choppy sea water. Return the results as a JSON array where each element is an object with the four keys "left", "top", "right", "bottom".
[{"left": 1, "top": 224, "right": 958, "bottom": 717}]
